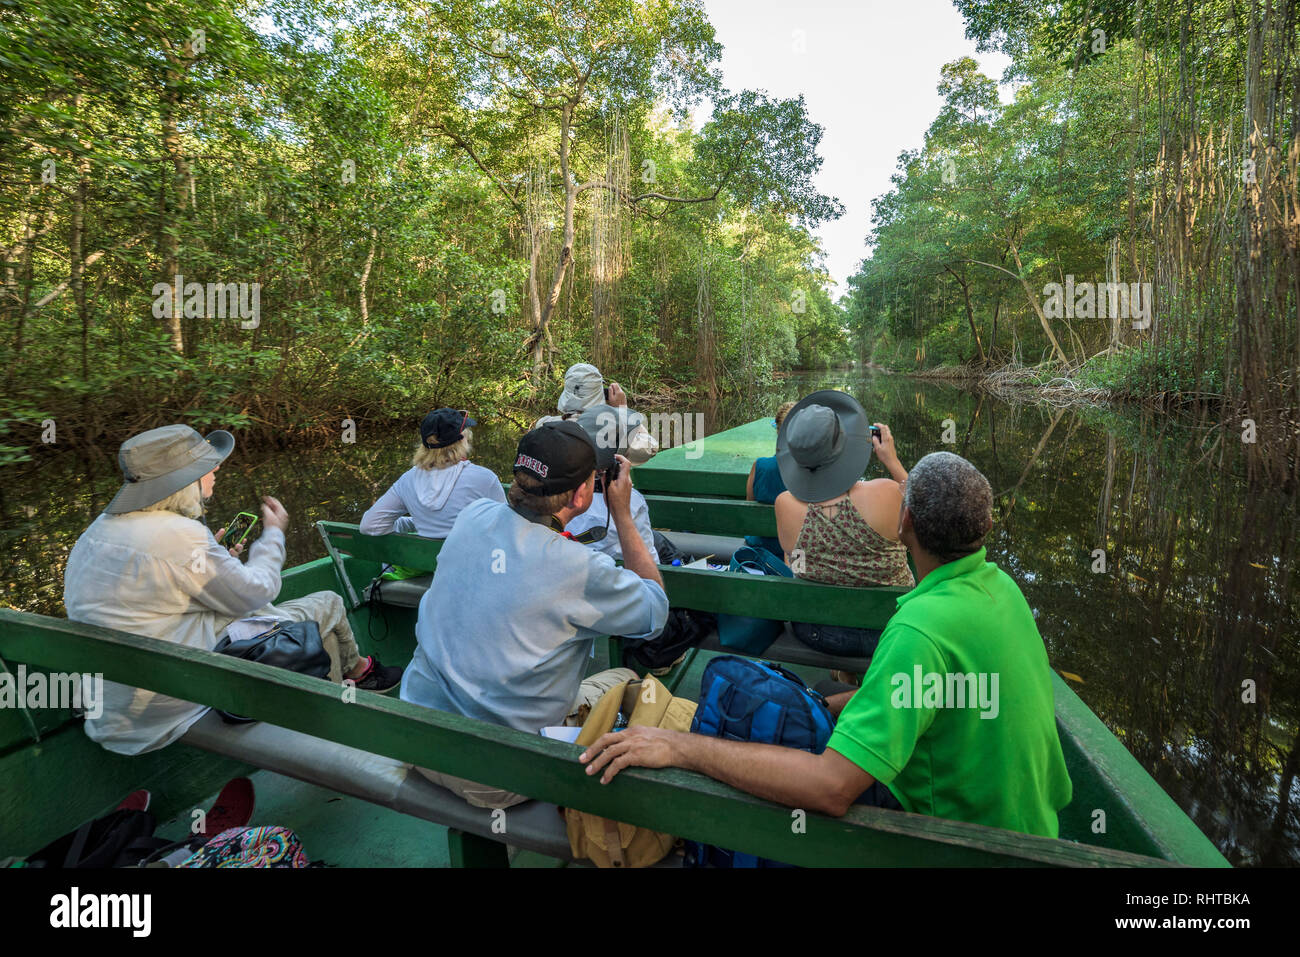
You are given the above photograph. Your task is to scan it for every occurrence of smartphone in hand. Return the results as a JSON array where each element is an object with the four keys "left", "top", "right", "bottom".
[{"left": 222, "top": 511, "right": 260, "bottom": 547}]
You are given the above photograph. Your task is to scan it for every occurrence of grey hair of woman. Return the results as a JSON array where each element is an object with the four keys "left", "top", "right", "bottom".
[{"left": 903, "top": 452, "right": 994, "bottom": 562}]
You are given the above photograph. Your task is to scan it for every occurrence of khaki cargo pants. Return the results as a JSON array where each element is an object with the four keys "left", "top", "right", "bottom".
[{"left": 412, "top": 666, "right": 638, "bottom": 809}]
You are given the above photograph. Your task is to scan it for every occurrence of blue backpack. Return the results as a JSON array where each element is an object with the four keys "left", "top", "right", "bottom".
[{"left": 684, "top": 656, "right": 835, "bottom": 868}]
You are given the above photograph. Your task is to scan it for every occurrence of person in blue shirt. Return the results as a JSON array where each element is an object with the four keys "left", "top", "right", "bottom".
[
  {"left": 400, "top": 421, "right": 669, "bottom": 808},
  {"left": 744, "top": 401, "right": 796, "bottom": 554}
]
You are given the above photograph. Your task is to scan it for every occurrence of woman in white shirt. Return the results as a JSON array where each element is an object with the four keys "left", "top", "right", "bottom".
[{"left": 360, "top": 408, "right": 506, "bottom": 538}]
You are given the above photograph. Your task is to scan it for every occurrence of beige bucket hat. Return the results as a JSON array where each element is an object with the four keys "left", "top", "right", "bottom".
[
  {"left": 104, "top": 424, "right": 234, "bottom": 514},
  {"left": 557, "top": 363, "right": 604, "bottom": 414}
]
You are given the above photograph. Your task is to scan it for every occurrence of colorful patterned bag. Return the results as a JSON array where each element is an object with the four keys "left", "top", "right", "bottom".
[{"left": 175, "top": 826, "right": 309, "bottom": 868}]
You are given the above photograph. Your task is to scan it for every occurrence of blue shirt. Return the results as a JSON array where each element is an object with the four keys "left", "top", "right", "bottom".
[
  {"left": 400, "top": 499, "right": 669, "bottom": 732},
  {"left": 563, "top": 489, "right": 659, "bottom": 563},
  {"left": 746, "top": 456, "right": 788, "bottom": 554}
]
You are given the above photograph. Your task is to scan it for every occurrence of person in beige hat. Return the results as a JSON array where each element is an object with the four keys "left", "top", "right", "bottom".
[
  {"left": 63, "top": 425, "right": 402, "bottom": 756},
  {"left": 531, "top": 363, "right": 659, "bottom": 464}
]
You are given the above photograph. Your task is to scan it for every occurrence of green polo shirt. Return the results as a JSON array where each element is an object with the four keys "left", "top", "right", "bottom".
[{"left": 826, "top": 548, "right": 1072, "bottom": 837}]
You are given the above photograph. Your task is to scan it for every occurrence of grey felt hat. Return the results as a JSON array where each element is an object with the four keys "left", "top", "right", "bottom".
[
  {"left": 776, "top": 390, "right": 873, "bottom": 502},
  {"left": 104, "top": 424, "right": 234, "bottom": 514}
]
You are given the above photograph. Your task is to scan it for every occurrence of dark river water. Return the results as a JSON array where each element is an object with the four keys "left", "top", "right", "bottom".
[{"left": 1, "top": 369, "right": 1296, "bottom": 866}]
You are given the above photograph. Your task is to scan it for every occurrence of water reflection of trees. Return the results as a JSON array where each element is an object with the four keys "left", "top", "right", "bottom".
[{"left": 867, "top": 378, "right": 1298, "bottom": 866}]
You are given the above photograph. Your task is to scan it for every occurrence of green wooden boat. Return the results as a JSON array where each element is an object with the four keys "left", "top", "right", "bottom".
[{"left": 0, "top": 417, "right": 1229, "bottom": 868}]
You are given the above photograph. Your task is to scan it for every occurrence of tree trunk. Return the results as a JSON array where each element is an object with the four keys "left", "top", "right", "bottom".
[
  {"left": 531, "top": 103, "right": 579, "bottom": 384},
  {"left": 946, "top": 266, "right": 986, "bottom": 362},
  {"left": 1009, "top": 242, "right": 1068, "bottom": 364},
  {"left": 159, "top": 67, "right": 187, "bottom": 354},
  {"left": 73, "top": 158, "right": 89, "bottom": 381},
  {"left": 5, "top": 204, "right": 42, "bottom": 390},
  {"left": 359, "top": 227, "right": 377, "bottom": 325}
]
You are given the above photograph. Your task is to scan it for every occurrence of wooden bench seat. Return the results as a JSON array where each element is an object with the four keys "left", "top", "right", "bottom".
[
  {"left": 356, "top": 531, "right": 744, "bottom": 609},
  {"left": 360, "top": 564, "right": 872, "bottom": 675},
  {"left": 363, "top": 574, "right": 434, "bottom": 607},
  {"left": 694, "top": 622, "right": 871, "bottom": 673}
]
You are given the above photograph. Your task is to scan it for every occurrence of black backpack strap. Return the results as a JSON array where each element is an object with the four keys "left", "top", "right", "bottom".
[{"left": 62, "top": 820, "right": 96, "bottom": 869}]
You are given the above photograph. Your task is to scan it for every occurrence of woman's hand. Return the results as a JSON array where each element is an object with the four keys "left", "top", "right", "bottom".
[
  {"left": 261, "top": 495, "right": 289, "bottom": 534},
  {"left": 872, "top": 423, "right": 908, "bottom": 483},
  {"left": 214, "top": 527, "right": 245, "bottom": 559}
]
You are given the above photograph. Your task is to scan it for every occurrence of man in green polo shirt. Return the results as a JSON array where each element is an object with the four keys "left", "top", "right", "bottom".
[{"left": 579, "top": 451, "right": 1073, "bottom": 838}]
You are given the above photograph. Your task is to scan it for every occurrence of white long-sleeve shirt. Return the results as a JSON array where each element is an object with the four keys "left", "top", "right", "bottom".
[
  {"left": 63, "top": 510, "right": 286, "bottom": 755},
  {"left": 563, "top": 489, "right": 659, "bottom": 564},
  {"left": 359, "top": 461, "right": 505, "bottom": 539}
]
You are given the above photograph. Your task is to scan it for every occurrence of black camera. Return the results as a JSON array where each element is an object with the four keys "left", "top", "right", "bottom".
[
  {"left": 870, "top": 426, "right": 882, "bottom": 441},
  {"left": 605, "top": 456, "right": 621, "bottom": 484}
]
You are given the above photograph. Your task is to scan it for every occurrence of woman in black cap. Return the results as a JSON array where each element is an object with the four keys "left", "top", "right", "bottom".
[
  {"left": 774, "top": 391, "right": 914, "bottom": 660},
  {"left": 360, "top": 408, "right": 506, "bottom": 539}
]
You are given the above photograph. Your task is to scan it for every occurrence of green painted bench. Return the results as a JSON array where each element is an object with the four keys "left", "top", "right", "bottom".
[{"left": 316, "top": 521, "right": 903, "bottom": 676}]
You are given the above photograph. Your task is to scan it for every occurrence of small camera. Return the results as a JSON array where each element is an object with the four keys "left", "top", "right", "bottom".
[
  {"left": 603, "top": 385, "right": 610, "bottom": 401},
  {"left": 606, "top": 457, "right": 621, "bottom": 484},
  {"left": 870, "top": 426, "right": 882, "bottom": 441}
]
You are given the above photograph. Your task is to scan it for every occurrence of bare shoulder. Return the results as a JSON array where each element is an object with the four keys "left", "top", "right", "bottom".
[
  {"left": 774, "top": 489, "right": 802, "bottom": 513},
  {"left": 855, "top": 478, "right": 902, "bottom": 502}
]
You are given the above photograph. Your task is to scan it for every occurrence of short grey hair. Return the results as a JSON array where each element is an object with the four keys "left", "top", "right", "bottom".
[{"left": 903, "top": 452, "right": 993, "bottom": 562}]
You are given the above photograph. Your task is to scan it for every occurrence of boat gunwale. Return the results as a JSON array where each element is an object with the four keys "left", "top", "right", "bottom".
[{"left": 0, "top": 607, "right": 1185, "bottom": 868}]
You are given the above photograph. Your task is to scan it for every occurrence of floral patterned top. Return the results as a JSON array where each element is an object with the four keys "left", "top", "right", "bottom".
[{"left": 793, "top": 498, "right": 915, "bottom": 589}]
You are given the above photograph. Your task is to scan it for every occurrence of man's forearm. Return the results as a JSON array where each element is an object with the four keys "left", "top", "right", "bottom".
[
  {"left": 615, "top": 510, "right": 663, "bottom": 587},
  {"left": 826, "top": 691, "right": 855, "bottom": 718},
  {"left": 674, "top": 733, "right": 843, "bottom": 815}
]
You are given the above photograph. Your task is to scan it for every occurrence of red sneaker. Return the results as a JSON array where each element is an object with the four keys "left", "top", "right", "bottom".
[
  {"left": 198, "top": 776, "right": 255, "bottom": 839},
  {"left": 115, "top": 789, "right": 152, "bottom": 813}
]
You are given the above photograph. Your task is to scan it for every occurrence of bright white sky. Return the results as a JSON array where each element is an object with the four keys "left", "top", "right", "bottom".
[{"left": 701, "top": 0, "right": 1010, "bottom": 298}]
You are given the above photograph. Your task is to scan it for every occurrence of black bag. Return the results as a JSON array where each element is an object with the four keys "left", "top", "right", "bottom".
[
  {"left": 622, "top": 608, "right": 716, "bottom": 671},
  {"left": 653, "top": 530, "right": 688, "bottom": 565},
  {"left": 212, "top": 620, "right": 331, "bottom": 723},
  {"left": 25, "top": 809, "right": 172, "bottom": 869}
]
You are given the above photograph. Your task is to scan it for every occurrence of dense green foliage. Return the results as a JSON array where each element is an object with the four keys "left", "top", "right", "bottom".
[
  {"left": 0, "top": 0, "right": 849, "bottom": 459},
  {"left": 845, "top": 0, "right": 1299, "bottom": 447}
]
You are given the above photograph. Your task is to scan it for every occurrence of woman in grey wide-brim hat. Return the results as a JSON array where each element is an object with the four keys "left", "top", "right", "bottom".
[{"left": 773, "top": 390, "right": 915, "bottom": 661}]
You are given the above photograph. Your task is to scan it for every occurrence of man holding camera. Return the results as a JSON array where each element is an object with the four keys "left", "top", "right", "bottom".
[
  {"left": 562, "top": 403, "right": 659, "bottom": 563},
  {"left": 400, "top": 420, "right": 668, "bottom": 808},
  {"left": 531, "top": 362, "right": 659, "bottom": 464}
]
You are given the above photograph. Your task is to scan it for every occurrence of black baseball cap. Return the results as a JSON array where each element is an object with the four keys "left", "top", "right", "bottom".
[
  {"left": 421, "top": 408, "right": 475, "bottom": 449},
  {"left": 513, "top": 420, "right": 597, "bottom": 494}
]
